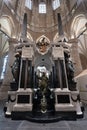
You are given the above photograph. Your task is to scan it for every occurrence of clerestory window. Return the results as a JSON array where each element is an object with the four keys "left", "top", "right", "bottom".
[
  {"left": 25, "top": 0, "right": 32, "bottom": 10},
  {"left": 0, "top": 55, "right": 8, "bottom": 80},
  {"left": 39, "top": 3, "right": 46, "bottom": 14},
  {"left": 52, "top": 0, "right": 60, "bottom": 10}
]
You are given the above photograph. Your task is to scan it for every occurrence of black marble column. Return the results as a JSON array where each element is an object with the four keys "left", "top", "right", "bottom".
[
  {"left": 54, "top": 59, "right": 68, "bottom": 89},
  {"left": 54, "top": 60, "right": 59, "bottom": 88},
  {"left": 57, "top": 59, "right": 63, "bottom": 89},
  {"left": 52, "top": 65, "right": 56, "bottom": 88},
  {"left": 31, "top": 66, "right": 34, "bottom": 88}
]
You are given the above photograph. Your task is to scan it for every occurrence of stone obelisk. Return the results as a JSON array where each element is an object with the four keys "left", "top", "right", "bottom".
[
  {"left": 21, "top": 13, "right": 27, "bottom": 40},
  {"left": 57, "top": 13, "right": 64, "bottom": 39}
]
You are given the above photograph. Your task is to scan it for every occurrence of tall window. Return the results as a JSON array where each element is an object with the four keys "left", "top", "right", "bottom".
[
  {"left": 39, "top": 3, "right": 46, "bottom": 14},
  {"left": 52, "top": 0, "right": 60, "bottom": 10},
  {"left": 25, "top": 0, "right": 32, "bottom": 10},
  {"left": 0, "top": 55, "right": 8, "bottom": 80}
]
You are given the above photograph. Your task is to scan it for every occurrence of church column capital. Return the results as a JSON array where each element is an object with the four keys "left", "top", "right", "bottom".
[
  {"left": 68, "top": 38, "right": 78, "bottom": 44},
  {"left": 8, "top": 38, "right": 18, "bottom": 45}
]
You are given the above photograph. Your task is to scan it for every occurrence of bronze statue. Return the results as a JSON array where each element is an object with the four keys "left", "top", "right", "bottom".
[
  {"left": 11, "top": 52, "right": 21, "bottom": 83},
  {"left": 64, "top": 52, "right": 76, "bottom": 91},
  {"left": 38, "top": 72, "right": 48, "bottom": 95}
]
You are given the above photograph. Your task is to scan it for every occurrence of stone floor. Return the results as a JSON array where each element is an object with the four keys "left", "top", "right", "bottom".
[{"left": 0, "top": 100, "right": 87, "bottom": 130}]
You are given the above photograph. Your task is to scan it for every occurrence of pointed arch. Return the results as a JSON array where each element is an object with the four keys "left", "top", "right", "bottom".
[
  {"left": 78, "top": 34, "right": 87, "bottom": 58},
  {"left": 0, "top": 15, "right": 16, "bottom": 37},
  {"left": 27, "top": 32, "right": 33, "bottom": 41},
  {"left": 53, "top": 33, "right": 68, "bottom": 42},
  {"left": 36, "top": 35, "right": 50, "bottom": 43},
  {"left": 53, "top": 33, "right": 59, "bottom": 42},
  {"left": 71, "top": 14, "right": 87, "bottom": 38},
  {"left": 71, "top": 14, "right": 87, "bottom": 68}
]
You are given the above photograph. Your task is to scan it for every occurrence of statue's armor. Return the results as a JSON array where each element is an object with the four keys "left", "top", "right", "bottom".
[{"left": 11, "top": 57, "right": 20, "bottom": 83}]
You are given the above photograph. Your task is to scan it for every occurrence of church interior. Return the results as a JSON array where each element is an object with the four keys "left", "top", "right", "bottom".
[{"left": 0, "top": 0, "right": 87, "bottom": 129}]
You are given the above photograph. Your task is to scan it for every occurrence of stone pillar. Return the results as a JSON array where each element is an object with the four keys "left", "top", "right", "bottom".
[
  {"left": 31, "top": 0, "right": 39, "bottom": 27},
  {"left": 16, "top": 0, "right": 25, "bottom": 20},
  {"left": 0, "top": 0, "right": 4, "bottom": 17},
  {"left": 0, "top": 38, "right": 18, "bottom": 99},
  {"left": 46, "top": 0, "right": 54, "bottom": 27},
  {"left": 70, "top": 39, "right": 82, "bottom": 76}
]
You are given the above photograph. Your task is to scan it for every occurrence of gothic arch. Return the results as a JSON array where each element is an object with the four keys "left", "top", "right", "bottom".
[
  {"left": 71, "top": 14, "right": 87, "bottom": 38},
  {"left": 27, "top": 32, "right": 33, "bottom": 41},
  {"left": 53, "top": 33, "right": 68, "bottom": 42},
  {"left": 0, "top": 15, "right": 16, "bottom": 37},
  {"left": 71, "top": 14, "right": 87, "bottom": 69},
  {"left": 78, "top": 34, "right": 87, "bottom": 58},
  {"left": 36, "top": 35, "right": 50, "bottom": 43}
]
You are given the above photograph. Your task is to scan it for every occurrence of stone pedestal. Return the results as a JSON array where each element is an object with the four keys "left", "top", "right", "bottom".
[
  {"left": 71, "top": 91, "right": 82, "bottom": 116},
  {"left": 5, "top": 91, "right": 16, "bottom": 116},
  {"left": 75, "top": 69, "right": 87, "bottom": 104},
  {"left": 54, "top": 88, "right": 83, "bottom": 116},
  {"left": 5, "top": 88, "right": 33, "bottom": 117},
  {"left": 54, "top": 88, "right": 75, "bottom": 111},
  {"left": 13, "top": 88, "right": 33, "bottom": 112}
]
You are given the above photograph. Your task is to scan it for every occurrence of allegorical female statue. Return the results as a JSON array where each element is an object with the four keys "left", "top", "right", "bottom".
[{"left": 11, "top": 52, "right": 21, "bottom": 84}]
